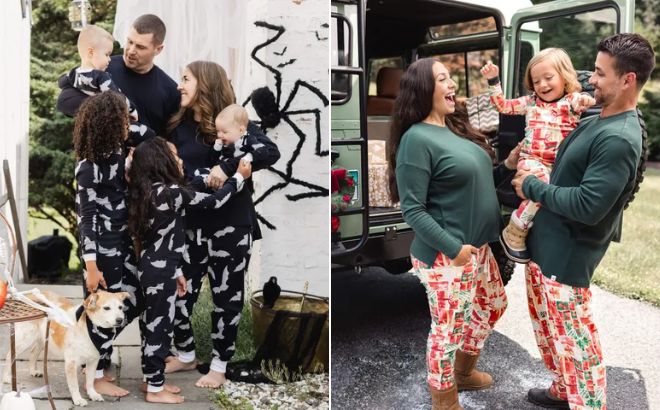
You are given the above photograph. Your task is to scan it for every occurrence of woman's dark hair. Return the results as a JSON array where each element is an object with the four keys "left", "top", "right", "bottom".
[
  {"left": 388, "top": 58, "right": 496, "bottom": 202},
  {"left": 73, "top": 91, "right": 128, "bottom": 162},
  {"left": 127, "top": 136, "right": 185, "bottom": 239}
]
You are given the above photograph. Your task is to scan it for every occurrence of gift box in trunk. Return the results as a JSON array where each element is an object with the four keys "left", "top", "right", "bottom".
[{"left": 368, "top": 163, "right": 399, "bottom": 208}]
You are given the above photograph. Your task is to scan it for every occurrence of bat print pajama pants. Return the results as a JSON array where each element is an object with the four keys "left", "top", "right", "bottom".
[
  {"left": 138, "top": 257, "right": 180, "bottom": 392},
  {"left": 173, "top": 225, "right": 252, "bottom": 373},
  {"left": 80, "top": 231, "right": 143, "bottom": 374}
]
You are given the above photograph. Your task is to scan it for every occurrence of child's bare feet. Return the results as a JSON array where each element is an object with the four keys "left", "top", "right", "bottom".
[
  {"left": 93, "top": 379, "right": 129, "bottom": 397},
  {"left": 140, "top": 382, "right": 181, "bottom": 394},
  {"left": 145, "top": 390, "right": 184, "bottom": 404},
  {"left": 164, "top": 357, "right": 197, "bottom": 374},
  {"left": 195, "top": 370, "right": 227, "bottom": 388}
]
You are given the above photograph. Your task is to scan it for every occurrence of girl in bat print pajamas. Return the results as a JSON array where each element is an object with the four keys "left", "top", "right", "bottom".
[
  {"left": 127, "top": 137, "right": 252, "bottom": 402},
  {"left": 74, "top": 92, "right": 144, "bottom": 395}
]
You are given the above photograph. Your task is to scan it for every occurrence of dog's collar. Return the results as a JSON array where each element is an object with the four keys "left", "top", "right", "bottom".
[{"left": 75, "top": 305, "right": 85, "bottom": 321}]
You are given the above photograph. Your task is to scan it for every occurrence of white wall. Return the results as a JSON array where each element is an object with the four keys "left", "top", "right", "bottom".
[
  {"left": 113, "top": 0, "right": 329, "bottom": 297},
  {"left": 244, "top": 0, "right": 329, "bottom": 297},
  {"left": 0, "top": 0, "right": 30, "bottom": 281}
]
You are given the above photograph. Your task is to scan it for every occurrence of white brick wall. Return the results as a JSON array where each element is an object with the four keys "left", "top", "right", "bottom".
[{"left": 244, "top": 0, "right": 329, "bottom": 297}]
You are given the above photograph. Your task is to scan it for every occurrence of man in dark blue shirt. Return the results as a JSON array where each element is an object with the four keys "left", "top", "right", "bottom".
[{"left": 57, "top": 14, "right": 180, "bottom": 138}]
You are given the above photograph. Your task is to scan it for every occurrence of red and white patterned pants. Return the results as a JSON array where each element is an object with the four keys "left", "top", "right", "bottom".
[
  {"left": 526, "top": 262, "right": 607, "bottom": 410},
  {"left": 411, "top": 244, "right": 507, "bottom": 390}
]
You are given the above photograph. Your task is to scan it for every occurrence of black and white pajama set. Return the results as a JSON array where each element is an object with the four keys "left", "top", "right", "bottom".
[
  {"left": 138, "top": 173, "right": 244, "bottom": 392},
  {"left": 212, "top": 131, "right": 267, "bottom": 164},
  {"left": 75, "top": 152, "right": 143, "bottom": 375},
  {"left": 69, "top": 67, "right": 156, "bottom": 145},
  {"left": 168, "top": 119, "right": 280, "bottom": 374}
]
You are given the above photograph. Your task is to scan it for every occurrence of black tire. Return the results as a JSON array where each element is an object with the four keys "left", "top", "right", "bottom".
[
  {"left": 382, "top": 258, "right": 412, "bottom": 275},
  {"left": 626, "top": 106, "right": 648, "bottom": 209}
]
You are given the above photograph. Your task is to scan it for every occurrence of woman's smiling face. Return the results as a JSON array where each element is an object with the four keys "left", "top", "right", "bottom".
[
  {"left": 431, "top": 62, "right": 456, "bottom": 115},
  {"left": 177, "top": 67, "right": 198, "bottom": 108}
]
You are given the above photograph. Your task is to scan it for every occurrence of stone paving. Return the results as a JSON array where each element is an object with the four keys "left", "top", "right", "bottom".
[{"left": 0, "top": 284, "right": 217, "bottom": 410}]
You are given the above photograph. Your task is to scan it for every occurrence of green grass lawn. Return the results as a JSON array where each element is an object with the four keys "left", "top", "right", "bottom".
[{"left": 592, "top": 167, "right": 660, "bottom": 306}]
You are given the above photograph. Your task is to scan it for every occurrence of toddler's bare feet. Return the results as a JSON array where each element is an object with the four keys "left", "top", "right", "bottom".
[
  {"left": 140, "top": 382, "right": 182, "bottom": 394},
  {"left": 195, "top": 370, "right": 227, "bottom": 388},
  {"left": 164, "top": 357, "right": 197, "bottom": 374},
  {"left": 93, "top": 379, "right": 129, "bottom": 397},
  {"left": 146, "top": 390, "right": 184, "bottom": 404}
]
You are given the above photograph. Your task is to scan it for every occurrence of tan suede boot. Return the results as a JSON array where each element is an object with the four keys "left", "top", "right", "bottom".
[
  {"left": 429, "top": 384, "right": 463, "bottom": 410},
  {"left": 499, "top": 219, "right": 531, "bottom": 263},
  {"left": 454, "top": 350, "right": 493, "bottom": 391}
]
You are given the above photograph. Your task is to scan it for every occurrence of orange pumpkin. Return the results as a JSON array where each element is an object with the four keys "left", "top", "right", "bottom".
[{"left": 0, "top": 280, "right": 7, "bottom": 310}]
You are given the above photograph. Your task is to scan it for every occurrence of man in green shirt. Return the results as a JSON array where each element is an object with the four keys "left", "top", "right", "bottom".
[{"left": 511, "top": 33, "right": 655, "bottom": 410}]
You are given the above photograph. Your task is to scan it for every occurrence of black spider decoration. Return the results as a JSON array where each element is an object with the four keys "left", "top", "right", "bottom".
[{"left": 244, "top": 20, "right": 329, "bottom": 230}]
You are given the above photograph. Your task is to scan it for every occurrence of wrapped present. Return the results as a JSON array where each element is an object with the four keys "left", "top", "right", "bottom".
[
  {"left": 466, "top": 93, "right": 499, "bottom": 133},
  {"left": 368, "top": 140, "right": 387, "bottom": 165},
  {"left": 368, "top": 163, "right": 399, "bottom": 208}
]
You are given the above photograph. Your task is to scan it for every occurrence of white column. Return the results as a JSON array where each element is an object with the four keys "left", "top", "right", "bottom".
[{"left": 0, "top": 0, "right": 31, "bottom": 281}]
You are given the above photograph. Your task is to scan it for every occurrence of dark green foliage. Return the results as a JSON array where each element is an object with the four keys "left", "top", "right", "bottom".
[{"left": 29, "top": 0, "right": 117, "bottom": 243}]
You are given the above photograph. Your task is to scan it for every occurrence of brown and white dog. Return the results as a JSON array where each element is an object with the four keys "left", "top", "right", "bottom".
[{"left": 2, "top": 290, "right": 129, "bottom": 406}]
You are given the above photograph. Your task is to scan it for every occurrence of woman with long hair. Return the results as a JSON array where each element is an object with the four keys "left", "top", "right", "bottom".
[
  {"left": 163, "top": 61, "right": 280, "bottom": 388},
  {"left": 388, "top": 58, "right": 516, "bottom": 409}
]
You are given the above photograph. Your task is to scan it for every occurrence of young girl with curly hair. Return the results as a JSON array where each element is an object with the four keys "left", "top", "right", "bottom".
[
  {"left": 73, "top": 90, "right": 143, "bottom": 398},
  {"left": 127, "top": 137, "right": 251, "bottom": 403}
]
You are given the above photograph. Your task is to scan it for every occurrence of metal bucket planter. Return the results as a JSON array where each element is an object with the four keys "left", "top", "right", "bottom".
[{"left": 250, "top": 290, "right": 328, "bottom": 373}]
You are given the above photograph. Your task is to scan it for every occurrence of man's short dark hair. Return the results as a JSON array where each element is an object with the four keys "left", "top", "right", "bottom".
[
  {"left": 597, "top": 33, "right": 656, "bottom": 88},
  {"left": 132, "top": 14, "right": 166, "bottom": 46}
]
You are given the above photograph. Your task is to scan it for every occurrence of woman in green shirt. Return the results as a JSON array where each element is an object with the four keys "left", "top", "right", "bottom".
[{"left": 389, "top": 58, "right": 517, "bottom": 410}]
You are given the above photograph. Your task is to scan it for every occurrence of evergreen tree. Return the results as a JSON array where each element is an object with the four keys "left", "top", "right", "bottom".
[{"left": 29, "top": 0, "right": 117, "bottom": 243}]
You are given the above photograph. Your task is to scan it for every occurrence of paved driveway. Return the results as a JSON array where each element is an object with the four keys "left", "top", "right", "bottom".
[{"left": 331, "top": 266, "right": 660, "bottom": 410}]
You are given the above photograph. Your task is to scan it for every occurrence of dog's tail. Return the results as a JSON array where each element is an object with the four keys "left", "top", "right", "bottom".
[{"left": 27, "top": 290, "right": 72, "bottom": 310}]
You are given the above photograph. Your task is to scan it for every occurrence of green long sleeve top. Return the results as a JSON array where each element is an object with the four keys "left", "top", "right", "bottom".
[
  {"left": 396, "top": 123, "right": 502, "bottom": 265},
  {"left": 523, "top": 110, "right": 642, "bottom": 288}
]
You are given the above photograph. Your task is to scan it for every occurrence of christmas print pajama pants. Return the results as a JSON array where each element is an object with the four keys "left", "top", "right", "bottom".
[
  {"left": 411, "top": 244, "right": 507, "bottom": 390},
  {"left": 173, "top": 226, "right": 252, "bottom": 373},
  {"left": 81, "top": 232, "right": 143, "bottom": 373},
  {"left": 526, "top": 262, "right": 606, "bottom": 410},
  {"left": 513, "top": 157, "right": 551, "bottom": 228}
]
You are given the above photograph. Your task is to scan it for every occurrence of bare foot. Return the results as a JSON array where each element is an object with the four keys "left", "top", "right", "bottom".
[
  {"left": 164, "top": 358, "right": 197, "bottom": 374},
  {"left": 140, "top": 382, "right": 182, "bottom": 394},
  {"left": 195, "top": 370, "right": 227, "bottom": 388},
  {"left": 146, "top": 390, "right": 185, "bottom": 404},
  {"left": 93, "top": 379, "right": 129, "bottom": 397},
  {"left": 83, "top": 367, "right": 116, "bottom": 382},
  {"left": 164, "top": 355, "right": 176, "bottom": 363}
]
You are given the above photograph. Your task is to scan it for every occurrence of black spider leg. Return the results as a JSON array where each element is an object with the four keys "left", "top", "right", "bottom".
[
  {"left": 254, "top": 166, "right": 327, "bottom": 206},
  {"left": 285, "top": 110, "right": 326, "bottom": 157},
  {"left": 281, "top": 80, "right": 329, "bottom": 157},
  {"left": 252, "top": 21, "right": 286, "bottom": 107}
]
